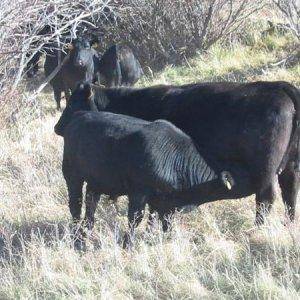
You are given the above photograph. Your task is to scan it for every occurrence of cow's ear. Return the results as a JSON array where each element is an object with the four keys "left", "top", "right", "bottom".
[{"left": 65, "top": 43, "right": 74, "bottom": 50}]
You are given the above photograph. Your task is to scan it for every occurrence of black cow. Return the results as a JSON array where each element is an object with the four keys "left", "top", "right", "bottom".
[
  {"left": 98, "top": 45, "right": 143, "bottom": 87},
  {"left": 44, "top": 37, "right": 99, "bottom": 110},
  {"left": 55, "top": 83, "right": 236, "bottom": 247},
  {"left": 55, "top": 81, "right": 300, "bottom": 225}
]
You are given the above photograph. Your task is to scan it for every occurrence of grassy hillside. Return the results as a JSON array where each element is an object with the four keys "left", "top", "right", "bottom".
[{"left": 0, "top": 31, "right": 299, "bottom": 299}]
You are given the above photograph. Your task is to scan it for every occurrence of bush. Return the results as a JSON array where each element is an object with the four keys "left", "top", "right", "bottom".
[
  {"left": 0, "top": 0, "right": 264, "bottom": 125},
  {"left": 99, "top": 0, "right": 264, "bottom": 70},
  {"left": 272, "top": 0, "right": 300, "bottom": 39},
  {"left": 0, "top": 0, "right": 111, "bottom": 125}
]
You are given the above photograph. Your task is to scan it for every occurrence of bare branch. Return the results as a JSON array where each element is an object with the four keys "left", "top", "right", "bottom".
[{"left": 272, "top": 0, "right": 300, "bottom": 39}]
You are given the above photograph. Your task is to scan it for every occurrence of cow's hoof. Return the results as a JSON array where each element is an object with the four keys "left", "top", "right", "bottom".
[{"left": 73, "top": 238, "right": 86, "bottom": 252}]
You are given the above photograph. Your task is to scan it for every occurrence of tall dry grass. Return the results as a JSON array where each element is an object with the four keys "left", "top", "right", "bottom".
[{"left": 0, "top": 24, "right": 300, "bottom": 298}]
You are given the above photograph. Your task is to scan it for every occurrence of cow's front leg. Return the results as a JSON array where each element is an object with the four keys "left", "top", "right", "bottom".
[{"left": 123, "top": 193, "right": 147, "bottom": 249}]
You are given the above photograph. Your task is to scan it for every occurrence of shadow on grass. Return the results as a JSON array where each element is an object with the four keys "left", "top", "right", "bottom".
[
  {"left": 0, "top": 202, "right": 124, "bottom": 261},
  {"left": 0, "top": 220, "right": 70, "bottom": 261}
]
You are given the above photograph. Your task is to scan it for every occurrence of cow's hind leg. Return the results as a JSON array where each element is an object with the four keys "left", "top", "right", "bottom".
[
  {"left": 158, "top": 207, "right": 176, "bottom": 232},
  {"left": 253, "top": 99, "right": 294, "bottom": 225},
  {"left": 255, "top": 180, "right": 277, "bottom": 225},
  {"left": 123, "top": 193, "right": 147, "bottom": 249},
  {"left": 278, "top": 162, "right": 300, "bottom": 222},
  {"left": 84, "top": 184, "right": 101, "bottom": 231},
  {"left": 148, "top": 198, "right": 175, "bottom": 232}
]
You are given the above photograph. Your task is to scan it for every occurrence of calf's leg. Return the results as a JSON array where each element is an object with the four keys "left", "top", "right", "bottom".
[
  {"left": 158, "top": 207, "right": 176, "bottom": 232},
  {"left": 84, "top": 184, "right": 101, "bottom": 231},
  {"left": 149, "top": 200, "right": 175, "bottom": 232},
  {"left": 123, "top": 194, "right": 147, "bottom": 248},
  {"left": 66, "top": 176, "right": 84, "bottom": 223},
  {"left": 65, "top": 175, "right": 84, "bottom": 248},
  {"left": 147, "top": 205, "right": 156, "bottom": 228}
]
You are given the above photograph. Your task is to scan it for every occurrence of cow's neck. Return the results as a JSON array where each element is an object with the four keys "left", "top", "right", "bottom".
[
  {"left": 180, "top": 145, "right": 218, "bottom": 189},
  {"left": 171, "top": 179, "right": 229, "bottom": 206}
]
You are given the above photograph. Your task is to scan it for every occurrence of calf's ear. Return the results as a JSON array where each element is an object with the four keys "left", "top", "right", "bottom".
[
  {"left": 91, "top": 43, "right": 99, "bottom": 49},
  {"left": 78, "top": 82, "right": 93, "bottom": 99}
]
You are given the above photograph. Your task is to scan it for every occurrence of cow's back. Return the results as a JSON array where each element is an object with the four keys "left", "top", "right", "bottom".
[
  {"left": 162, "top": 82, "right": 294, "bottom": 170},
  {"left": 120, "top": 119, "right": 215, "bottom": 192},
  {"left": 118, "top": 45, "right": 143, "bottom": 86}
]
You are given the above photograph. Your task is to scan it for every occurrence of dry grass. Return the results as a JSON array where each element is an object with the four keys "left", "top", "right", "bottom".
[{"left": 0, "top": 30, "right": 300, "bottom": 299}]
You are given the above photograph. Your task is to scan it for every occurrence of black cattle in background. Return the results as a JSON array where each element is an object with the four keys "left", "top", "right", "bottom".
[
  {"left": 55, "top": 81, "right": 300, "bottom": 225},
  {"left": 55, "top": 83, "right": 236, "bottom": 247},
  {"left": 44, "top": 44, "right": 67, "bottom": 110},
  {"left": 44, "top": 37, "right": 100, "bottom": 110},
  {"left": 98, "top": 44, "right": 143, "bottom": 87}
]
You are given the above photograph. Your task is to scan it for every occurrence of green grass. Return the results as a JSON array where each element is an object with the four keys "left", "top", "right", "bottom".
[{"left": 140, "top": 31, "right": 299, "bottom": 87}]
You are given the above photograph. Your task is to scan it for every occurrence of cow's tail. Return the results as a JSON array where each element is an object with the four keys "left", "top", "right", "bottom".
[{"left": 277, "top": 82, "right": 300, "bottom": 174}]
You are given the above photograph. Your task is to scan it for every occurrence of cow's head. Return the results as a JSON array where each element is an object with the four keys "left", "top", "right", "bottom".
[
  {"left": 67, "top": 36, "right": 99, "bottom": 69},
  {"left": 54, "top": 82, "right": 97, "bottom": 136}
]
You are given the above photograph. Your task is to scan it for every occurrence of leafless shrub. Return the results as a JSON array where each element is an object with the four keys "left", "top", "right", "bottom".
[
  {"left": 97, "top": 0, "right": 264, "bottom": 70},
  {"left": 0, "top": 0, "right": 264, "bottom": 125},
  {"left": 0, "top": 0, "right": 112, "bottom": 125},
  {"left": 272, "top": 0, "right": 300, "bottom": 39}
]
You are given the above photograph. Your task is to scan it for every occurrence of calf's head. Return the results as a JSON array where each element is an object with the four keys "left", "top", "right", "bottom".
[
  {"left": 54, "top": 82, "right": 96, "bottom": 136},
  {"left": 68, "top": 36, "right": 98, "bottom": 69}
]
